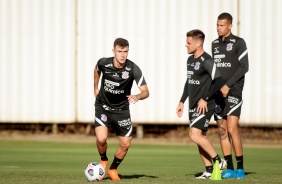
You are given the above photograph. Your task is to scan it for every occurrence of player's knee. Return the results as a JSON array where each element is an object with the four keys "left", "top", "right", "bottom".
[
  {"left": 218, "top": 127, "right": 228, "bottom": 140},
  {"left": 119, "top": 141, "right": 131, "bottom": 150},
  {"left": 227, "top": 126, "right": 239, "bottom": 135},
  {"left": 96, "top": 137, "right": 107, "bottom": 146},
  {"left": 188, "top": 130, "right": 199, "bottom": 143}
]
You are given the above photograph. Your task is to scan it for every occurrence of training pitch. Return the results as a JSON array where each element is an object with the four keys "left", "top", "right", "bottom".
[{"left": 0, "top": 137, "right": 281, "bottom": 184}]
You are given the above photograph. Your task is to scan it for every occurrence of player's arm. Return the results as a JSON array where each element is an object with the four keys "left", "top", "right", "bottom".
[
  {"left": 127, "top": 85, "right": 149, "bottom": 104},
  {"left": 94, "top": 66, "right": 101, "bottom": 97},
  {"left": 226, "top": 39, "right": 249, "bottom": 88},
  {"left": 177, "top": 79, "right": 188, "bottom": 118}
]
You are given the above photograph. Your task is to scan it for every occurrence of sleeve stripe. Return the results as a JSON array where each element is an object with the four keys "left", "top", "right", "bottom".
[
  {"left": 238, "top": 49, "right": 248, "bottom": 61},
  {"left": 137, "top": 76, "right": 144, "bottom": 87},
  {"left": 211, "top": 63, "right": 216, "bottom": 80}
]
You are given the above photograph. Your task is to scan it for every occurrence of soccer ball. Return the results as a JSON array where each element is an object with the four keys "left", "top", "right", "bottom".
[{"left": 84, "top": 162, "right": 105, "bottom": 182}]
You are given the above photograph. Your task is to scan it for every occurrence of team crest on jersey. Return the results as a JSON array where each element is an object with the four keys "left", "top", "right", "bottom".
[
  {"left": 194, "top": 62, "right": 200, "bottom": 70},
  {"left": 101, "top": 114, "right": 107, "bottom": 122},
  {"left": 226, "top": 43, "right": 233, "bottom": 51},
  {"left": 122, "top": 71, "right": 129, "bottom": 79}
]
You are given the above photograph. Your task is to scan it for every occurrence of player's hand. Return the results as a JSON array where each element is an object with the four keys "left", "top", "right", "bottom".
[
  {"left": 127, "top": 95, "right": 140, "bottom": 104},
  {"left": 220, "top": 85, "right": 230, "bottom": 98},
  {"left": 176, "top": 102, "right": 184, "bottom": 118},
  {"left": 197, "top": 99, "right": 208, "bottom": 114}
]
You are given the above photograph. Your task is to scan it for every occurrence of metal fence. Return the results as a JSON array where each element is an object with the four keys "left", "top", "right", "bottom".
[{"left": 0, "top": 0, "right": 281, "bottom": 126}]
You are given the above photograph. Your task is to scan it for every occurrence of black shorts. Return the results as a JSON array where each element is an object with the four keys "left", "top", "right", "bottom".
[
  {"left": 214, "top": 93, "right": 243, "bottom": 120},
  {"left": 94, "top": 106, "right": 133, "bottom": 137},
  {"left": 189, "top": 101, "right": 214, "bottom": 132}
]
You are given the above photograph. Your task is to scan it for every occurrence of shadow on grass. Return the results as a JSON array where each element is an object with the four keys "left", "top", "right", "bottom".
[{"left": 103, "top": 174, "right": 158, "bottom": 180}]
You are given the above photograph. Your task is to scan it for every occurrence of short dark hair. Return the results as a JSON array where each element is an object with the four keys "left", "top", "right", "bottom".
[
  {"left": 114, "top": 38, "right": 129, "bottom": 48},
  {"left": 218, "top": 12, "right": 233, "bottom": 24},
  {"left": 186, "top": 29, "right": 205, "bottom": 43}
]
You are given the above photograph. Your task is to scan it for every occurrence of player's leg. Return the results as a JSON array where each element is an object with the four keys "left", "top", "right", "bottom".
[
  {"left": 196, "top": 145, "right": 213, "bottom": 179},
  {"left": 95, "top": 126, "right": 109, "bottom": 171},
  {"left": 94, "top": 109, "right": 110, "bottom": 171},
  {"left": 227, "top": 115, "right": 245, "bottom": 179},
  {"left": 189, "top": 127, "right": 221, "bottom": 160},
  {"left": 217, "top": 118, "right": 236, "bottom": 178},
  {"left": 108, "top": 111, "right": 133, "bottom": 180},
  {"left": 111, "top": 136, "right": 132, "bottom": 167}
]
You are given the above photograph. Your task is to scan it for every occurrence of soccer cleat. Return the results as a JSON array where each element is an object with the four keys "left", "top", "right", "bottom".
[
  {"left": 236, "top": 169, "right": 245, "bottom": 179},
  {"left": 99, "top": 160, "right": 108, "bottom": 172},
  {"left": 222, "top": 169, "right": 237, "bottom": 179},
  {"left": 195, "top": 171, "right": 212, "bottom": 179},
  {"left": 108, "top": 169, "right": 120, "bottom": 181},
  {"left": 219, "top": 158, "right": 227, "bottom": 173}
]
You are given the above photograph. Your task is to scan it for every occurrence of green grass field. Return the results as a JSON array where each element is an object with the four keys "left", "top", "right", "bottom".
[{"left": 0, "top": 138, "right": 281, "bottom": 184}]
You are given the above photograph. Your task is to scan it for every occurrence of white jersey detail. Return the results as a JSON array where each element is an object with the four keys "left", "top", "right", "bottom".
[
  {"left": 227, "top": 100, "right": 243, "bottom": 115},
  {"left": 95, "top": 117, "right": 106, "bottom": 126},
  {"left": 125, "top": 125, "right": 133, "bottom": 137},
  {"left": 190, "top": 114, "right": 205, "bottom": 127},
  {"left": 238, "top": 50, "right": 248, "bottom": 61},
  {"left": 211, "top": 63, "right": 216, "bottom": 80},
  {"left": 137, "top": 75, "right": 144, "bottom": 87}
]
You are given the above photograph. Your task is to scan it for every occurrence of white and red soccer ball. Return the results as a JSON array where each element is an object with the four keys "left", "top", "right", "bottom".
[{"left": 84, "top": 162, "right": 105, "bottom": 182}]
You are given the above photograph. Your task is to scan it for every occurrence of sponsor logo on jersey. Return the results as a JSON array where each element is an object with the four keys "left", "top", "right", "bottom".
[
  {"left": 187, "top": 71, "right": 194, "bottom": 75},
  {"left": 113, "top": 73, "right": 119, "bottom": 77},
  {"left": 104, "top": 79, "right": 124, "bottom": 94},
  {"left": 204, "top": 119, "right": 209, "bottom": 127},
  {"left": 102, "top": 105, "right": 120, "bottom": 111},
  {"left": 226, "top": 43, "right": 233, "bottom": 51},
  {"left": 105, "top": 63, "right": 113, "bottom": 67},
  {"left": 214, "top": 54, "right": 225, "bottom": 59},
  {"left": 118, "top": 118, "right": 132, "bottom": 127},
  {"left": 189, "top": 108, "right": 196, "bottom": 113},
  {"left": 214, "top": 47, "right": 219, "bottom": 54},
  {"left": 230, "top": 39, "right": 236, "bottom": 43},
  {"left": 201, "top": 56, "right": 205, "bottom": 61},
  {"left": 228, "top": 96, "right": 239, "bottom": 105},
  {"left": 125, "top": 67, "right": 131, "bottom": 71},
  {"left": 105, "top": 79, "right": 120, "bottom": 86},
  {"left": 122, "top": 71, "right": 129, "bottom": 79},
  {"left": 188, "top": 79, "right": 200, "bottom": 85},
  {"left": 101, "top": 114, "right": 107, "bottom": 122},
  {"left": 214, "top": 54, "right": 231, "bottom": 67},
  {"left": 194, "top": 62, "right": 200, "bottom": 70}
]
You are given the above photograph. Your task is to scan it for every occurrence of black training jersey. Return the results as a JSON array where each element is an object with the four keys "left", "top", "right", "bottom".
[
  {"left": 95, "top": 57, "right": 147, "bottom": 110},
  {"left": 186, "top": 52, "right": 221, "bottom": 109},
  {"left": 212, "top": 34, "right": 249, "bottom": 90}
]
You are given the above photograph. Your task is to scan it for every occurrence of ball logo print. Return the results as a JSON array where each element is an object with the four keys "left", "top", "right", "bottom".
[{"left": 84, "top": 162, "right": 105, "bottom": 182}]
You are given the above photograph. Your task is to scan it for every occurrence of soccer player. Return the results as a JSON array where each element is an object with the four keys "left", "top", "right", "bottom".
[
  {"left": 212, "top": 12, "right": 249, "bottom": 179},
  {"left": 94, "top": 38, "right": 149, "bottom": 181},
  {"left": 176, "top": 29, "right": 226, "bottom": 179}
]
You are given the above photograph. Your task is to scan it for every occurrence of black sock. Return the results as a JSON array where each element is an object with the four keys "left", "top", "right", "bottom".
[
  {"left": 224, "top": 154, "right": 234, "bottom": 170},
  {"left": 99, "top": 152, "right": 108, "bottom": 161},
  {"left": 206, "top": 166, "right": 213, "bottom": 173},
  {"left": 109, "top": 156, "right": 123, "bottom": 170},
  {"left": 212, "top": 154, "right": 221, "bottom": 164},
  {"left": 236, "top": 155, "right": 244, "bottom": 169}
]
